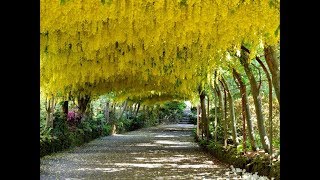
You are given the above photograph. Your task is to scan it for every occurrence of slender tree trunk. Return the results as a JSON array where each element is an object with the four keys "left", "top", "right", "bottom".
[
  {"left": 45, "top": 98, "right": 51, "bottom": 128},
  {"left": 207, "top": 96, "right": 211, "bottom": 139},
  {"left": 132, "top": 103, "right": 136, "bottom": 114},
  {"left": 223, "top": 85, "right": 228, "bottom": 147},
  {"left": 62, "top": 101, "right": 68, "bottom": 118},
  {"left": 256, "top": 57, "right": 273, "bottom": 155},
  {"left": 233, "top": 69, "right": 257, "bottom": 151},
  {"left": 129, "top": 103, "right": 133, "bottom": 118},
  {"left": 118, "top": 100, "right": 128, "bottom": 120},
  {"left": 264, "top": 45, "right": 280, "bottom": 104},
  {"left": 111, "top": 102, "right": 117, "bottom": 135},
  {"left": 232, "top": 71, "right": 246, "bottom": 152},
  {"left": 199, "top": 90, "right": 209, "bottom": 141},
  {"left": 221, "top": 76, "right": 239, "bottom": 145},
  {"left": 241, "top": 46, "right": 270, "bottom": 153},
  {"left": 143, "top": 105, "right": 147, "bottom": 125},
  {"left": 105, "top": 101, "right": 110, "bottom": 123},
  {"left": 113, "top": 103, "right": 116, "bottom": 117},
  {"left": 46, "top": 109, "right": 51, "bottom": 128},
  {"left": 196, "top": 104, "right": 201, "bottom": 139},
  {"left": 78, "top": 95, "right": 91, "bottom": 120},
  {"left": 207, "top": 95, "right": 210, "bottom": 122},
  {"left": 45, "top": 97, "right": 55, "bottom": 128},
  {"left": 219, "top": 80, "right": 228, "bottom": 147},
  {"left": 135, "top": 102, "right": 141, "bottom": 117},
  {"left": 211, "top": 79, "right": 218, "bottom": 143},
  {"left": 214, "top": 87, "right": 218, "bottom": 143},
  {"left": 241, "top": 91, "right": 247, "bottom": 153},
  {"left": 215, "top": 84, "right": 226, "bottom": 146}
]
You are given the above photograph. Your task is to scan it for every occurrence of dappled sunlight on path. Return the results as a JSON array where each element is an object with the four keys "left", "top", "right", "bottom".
[{"left": 40, "top": 124, "right": 261, "bottom": 179}]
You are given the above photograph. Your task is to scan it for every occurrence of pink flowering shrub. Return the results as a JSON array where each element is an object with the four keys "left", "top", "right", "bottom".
[{"left": 67, "top": 109, "right": 82, "bottom": 130}]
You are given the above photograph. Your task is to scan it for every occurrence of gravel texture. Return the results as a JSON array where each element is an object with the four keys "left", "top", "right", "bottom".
[{"left": 40, "top": 124, "right": 266, "bottom": 179}]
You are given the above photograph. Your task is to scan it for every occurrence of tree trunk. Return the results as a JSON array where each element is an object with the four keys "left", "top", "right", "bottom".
[
  {"left": 147, "top": 106, "right": 150, "bottom": 119},
  {"left": 241, "top": 90, "right": 247, "bottom": 153},
  {"left": 221, "top": 76, "right": 239, "bottom": 145},
  {"left": 78, "top": 95, "right": 90, "bottom": 120},
  {"left": 110, "top": 102, "right": 117, "bottom": 135},
  {"left": 256, "top": 57, "right": 273, "bottom": 155},
  {"left": 113, "top": 103, "right": 116, "bottom": 118},
  {"left": 199, "top": 90, "right": 209, "bottom": 141},
  {"left": 223, "top": 85, "right": 228, "bottom": 147},
  {"left": 105, "top": 101, "right": 110, "bottom": 123},
  {"left": 211, "top": 83, "right": 218, "bottom": 143},
  {"left": 214, "top": 86, "right": 218, "bottom": 143},
  {"left": 135, "top": 103, "right": 141, "bottom": 117},
  {"left": 219, "top": 81, "right": 228, "bottom": 147},
  {"left": 128, "top": 103, "right": 133, "bottom": 118},
  {"left": 45, "top": 97, "right": 55, "bottom": 128},
  {"left": 118, "top": 100, "right": 128, "bottom": 120},
  {"left": 196, "top": 104, "right": 201, "bottom": 139},
  {"left": 62, "top": 101, "right": 68, "bottom": 118},
  {"left": 241, "top": 47, "right": 270, "bottom": 153},
  {"left": 132, "top": 103, "right": 136, "bottom": 114},
  {"left": 45, "top": 98, "right": 51, "bottom": 128},
  {"left": 46, "top": 110, "right": 51, "bottom": 128},
  {"left": 207, "top": 95, "right": 210, "bottom": 123},
  {"left": 233, "top": 69, "right": 257, "bottom": 151},
  {"left": 215, "top": 84, "right": 226, "bottom": 146},
  {"left": 264, "top": 45, "right": 280, "bottom": 104}
]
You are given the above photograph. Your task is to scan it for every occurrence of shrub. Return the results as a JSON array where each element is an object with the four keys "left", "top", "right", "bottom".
[
  {"left": 67, "top": 110, "right": 82, "bottom": 130},
  {"left": 102, "top": 124, "right": 112, "bottom": 136},
  {"left": 130, "top": 116, "right": 145, "bottom": 131},
  {"left": 198, "top": 139, "right": 280, "bottom": 179}
]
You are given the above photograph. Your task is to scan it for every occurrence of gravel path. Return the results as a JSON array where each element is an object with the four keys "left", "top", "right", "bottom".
[{"left": 40, "top": 124, "right": 250, "bottom": 179}]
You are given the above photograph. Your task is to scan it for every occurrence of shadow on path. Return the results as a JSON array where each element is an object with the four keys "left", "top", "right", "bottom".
[{"left": 40, "top": 124, "right": 242, "bottom": 179}]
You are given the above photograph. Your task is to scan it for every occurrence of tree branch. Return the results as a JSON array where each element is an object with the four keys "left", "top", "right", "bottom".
[
  {"left": 252, "top": 63, "right": 262, "bottom": 92},
  {"left": 241, "top": 45, "right": 250, "bottom": 54}
]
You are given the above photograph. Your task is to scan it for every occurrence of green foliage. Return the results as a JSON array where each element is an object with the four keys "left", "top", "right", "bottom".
[
  {"left": 199, "top": 139, "right": 279, "bottom": 179},
  {"left": 179, "top": 0, "right": 188, "bottom": 7},
  {"left": 41, "top": 95, "right": 157, "bottom": 158},
  {"left": 125, "top": 116, "right": 144, "bottom": 131},
  {"left": 251, "top": 155, "right": 271, "bottom": 176},
  {"left": 117, "top": 113, "right": 148, "bottom": 133},
  {"left": 144, "top": 108, "right": 159, "bottom": 127},
  {"left": 208, "top": 107, "right": 225, "bottom": 144},
  {"left": 233, "top": 95, "right": 280, "bottom": 150},
  {"left": 270, "top": 160, "right": 280, "bottom": 180},
  {"left": 52, "top": 111, "right": 71, "bottom": 148},
  {"left": 116, "top": 117, "right": 126, "bottom": 133},
  {"left": 96, "top": 113, "right": 105, "bottom": 122},
  {"left": 40, "top": 127, "right": 56, "bottom": 143},
  {"left": 102, "top": 124, "right": 112, "bottom": 135},
  {"left": 199, "top": 139, "right": 209, "bottom": 147},
  {"left": 237, "top": 144, "right": 243, "bottom": 154},
  {"left": 188, "top": 113, "right": 197, "bottom": 125},
  {"left": 77, "top": 119, "right": 92, "bottom": 133},
  {"left": 41, "top": 111, "right": 105, "bottom": 157},
  {"left": 158, "top": 101, "right": 186, "bottom": 123},
  {"left": 40, "top": 97, "right": 47, "bottom": 127}
]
